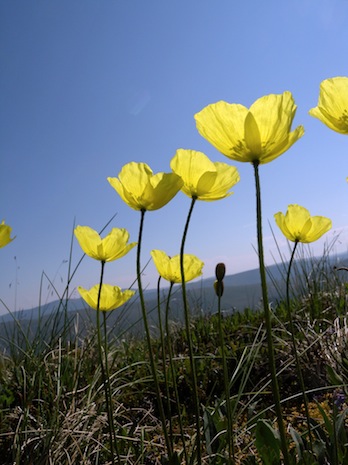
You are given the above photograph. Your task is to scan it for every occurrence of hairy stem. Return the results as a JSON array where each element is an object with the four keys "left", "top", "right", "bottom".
[
  {"left": 217, "top": 291, "right": 235, "bottom": 463},
  {"left": 136, "top": 209, "right": 172, "bottom": 458},
  {"left": 96, "top": 261, "right": 119, "bottom": 464},
  {"left": 286, "top": 241, "right": 313, "bottom": 452},
  {"left": 165, "top": 282, "right": 189, "bottom": 464},
  {"left": 253, "top": 161, "right": 290, "bottom": 465},
  {"left": 180, "top": 196, "right": 202, "bottom": 464}
]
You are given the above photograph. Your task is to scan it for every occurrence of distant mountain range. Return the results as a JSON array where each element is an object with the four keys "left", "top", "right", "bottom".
[
  {"left": 0, "top": 262, "right": 280, "bottom": 325},
  {"left": 1, "top": 252, "right": 347, "bottom": 349}
]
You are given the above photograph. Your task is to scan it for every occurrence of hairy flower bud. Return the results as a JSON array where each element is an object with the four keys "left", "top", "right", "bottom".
[
  {"left": 215, "top": 263, "right": 226, "bottom": 282},
  {"left": 214, "top": 280, "right": 224, "bottom": 297}
]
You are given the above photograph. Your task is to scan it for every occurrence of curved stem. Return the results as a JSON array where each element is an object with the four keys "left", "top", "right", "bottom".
[
  {"left": 286, "top": 241, "right": 313, "bottom": 452},
  {"left": 180, "top": 196, "right": 202, "bottom": 464},
  {"left": 166, "top": 282, "right": 189, "bottom": 464},
  {"left": 96, "top": 261, "right": 119, "bottom": 464},
  {"left": 102, "top": 311, "right": 121, "bottom": 461},
  {"left": 136, "top": 209, "right": 172, "bottom": 458},
  {"left": 217, "top": 292, "right": 235, "bottom": 463},
  {"left": 253, "top": 161, "right": 290, "bottom": 465}
]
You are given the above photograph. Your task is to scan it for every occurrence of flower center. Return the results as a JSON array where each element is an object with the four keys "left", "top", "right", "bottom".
[{"left": 339, "top": 109, "right": 348, "bottom": 126}]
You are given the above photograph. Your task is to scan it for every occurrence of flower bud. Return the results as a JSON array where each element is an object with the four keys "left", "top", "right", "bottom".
[
  {"left": 215, "top": 263, "right": 226, "bottom": 282},
  {"left": 214, "top": 280, "right": 224, "bottom": 297}
]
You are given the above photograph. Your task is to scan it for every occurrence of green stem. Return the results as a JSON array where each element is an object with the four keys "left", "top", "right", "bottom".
[
  {"left": 166, "top": 282, "right": 189, "bottom": 464},
  {"left": 217, "top": 292, "right": 235, "bottom": 463},
  {"left": 136, "top": 209, "right": 172, "bottom": 459},
  {"left": 96, "top": 261, "right": 119, "bottom": 464},
  {"left": 180, "top": 196, "right": 202, "bottom": 464},
  {"left": 156, "top": 276, "right": 173, "bottom": 444},
  {"left": 286, "top": 241, "right": 313, "bottom": 452},
  {"left": 103, "top": 311, "right": 121, "bottom": 461},
  {"left": 253, "top": 161, "right": 290, "bottom": 465}
]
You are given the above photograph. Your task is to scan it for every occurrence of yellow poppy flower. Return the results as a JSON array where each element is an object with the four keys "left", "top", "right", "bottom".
[
  {"left": 274, "top": 205, "right": 332, "bottom": 243},
  {"left": 78, "top": 284, "right": 135, "bottom": 311},
  {"left": 74, "top": 226, "right": 136, "bottom": 262},
  {"left": 170, "top": 149, "right": 240, "bottom": 201},
  {"left": 107, "top": 162, "right": 183, "bottom": 211},
  {"left": 151, "top": 250, "right": 204, "bottom": 284},
  {"left": 0, "top": 220, "right": 14, "bottom": 249},
  {"left": 309, "top": 76, "right": 348, "bottom": 134},
  {"left": 194, "top": 92, "right": 304, "bottom": 164}
]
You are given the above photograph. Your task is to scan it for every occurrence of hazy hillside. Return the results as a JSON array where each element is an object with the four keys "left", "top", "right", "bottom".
[
  {"left": 1, "top": 252, "right": 347, "bottom": 350},
  {"left": 0, "top": 265, "right": 268, "bottom": 325}
]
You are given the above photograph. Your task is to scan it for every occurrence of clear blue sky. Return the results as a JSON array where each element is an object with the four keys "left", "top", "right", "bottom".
[{"left": 1, "top": 0, "right": 348, "bottom": 313}]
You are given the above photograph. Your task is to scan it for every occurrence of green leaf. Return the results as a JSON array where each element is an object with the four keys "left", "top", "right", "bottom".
[
  {"left": 316, "top": 402, "right": 333, "bottom": 437},
  {"left": 326, "top": 365, "right": 343, "bottom": 385},
  {"left": 255, "top": 419, "right": 281, "bottom": 465},
  {"left": 289, "top": 425, "right": 304, "bottom": 459}
]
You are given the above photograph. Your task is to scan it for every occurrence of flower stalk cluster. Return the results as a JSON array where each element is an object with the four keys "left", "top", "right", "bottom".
[
  {"left": 74, "top": 225, "right": 137, "bottom": 464},
  {"left": 70, "top": 75, "right": 345, "bottom": 463},
  {"left": 195, "top": 91, "right": 306, "bottom": 464},
  {"left": 274, "top": 205, "right": 332, "bottom": 452}
]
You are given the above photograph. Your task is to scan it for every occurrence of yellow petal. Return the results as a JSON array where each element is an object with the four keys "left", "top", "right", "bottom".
[
  {"left": 107, "top": 177, "right": 140, "bottom": 210},
  {"left": 244, "top": 111, "right": 262, "bottom": 156},
  {"left": 302, "top": 217, "right": 333, "bottom": 243},
  {"left": 151, "top": 250, "right": 181, "bottom": 283},
  {"left": 151, "top": 250, "right": 171, "bottom": 279},
  {"left": 194, "top": 101, "right": 248, "bottom": 160},
  {"left": 108, "top": 162, "right": 183, "bottom": 211},
  {"left": 101, "top": 228, "right": 137, "bottom": 261},
  {"left": 261, "top": 125, "right": 305, "bottom": 164},
  {"left": 250, "top": 92, "right": 294, "bottom": 144},
  {"left": 195, "top": 92, "right": 303, "bottom": 164},
  {"left": 274, "top": 212, "right": 294, "bottom": 241},
  {"left": 74, "top": 226, "right": 101, "bottom": 258},
  {"left": 151, "top": 250, "right": 204, "bottom": 284},
  {"left": 194, "top": 171, "right": 218, "bottom": 196},
  {"left": 142, "top": 172, "right": 183, "bottom": 210},
  {"left": 286, "top": 205, "right": 310, "bottom": 233},
  {"left": 250, "top": 92, "right": 304, "bottom": 163},
  {"left": 119, "top": 162, "right": 153, "bottom": 197},
  {"left": 197, "top": 162, "right": 240, "bottom": 201},
  {"left": 78, "top": 284, "right": 135, "bottom": 311},
  {"left": 0, "top": 220, "right": 15, "bottom": 249},
  {"left": 309, "top": 77, "right": 348, "bottom": 134},
  {"left": 274, "top": 205, "right": 332, "bottom": 243},
  {"left": 166, "top": 255, "right": 182, "bottom": 283},
  {"left": 74, "top": 226, "right": 136, "bottom": 262},
  {"left": 182, "top": 254, "right": 205, "bottom": 282},
  {"left": 170, "top": 149, "right": 240, "bottom": 200},
  {"left": 108, "top": 162, "right": 153, "bottom": 210},
  {"left": 170, "top": 149, "right": 216, "bottom": 198}
]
